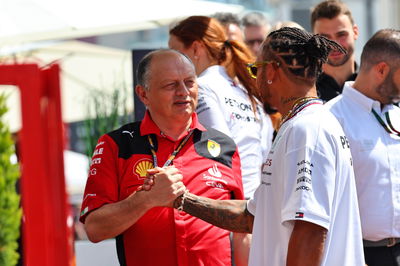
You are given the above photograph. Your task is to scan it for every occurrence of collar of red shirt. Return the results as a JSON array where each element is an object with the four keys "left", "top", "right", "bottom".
[{"left": 140, "top": 111, "right": 206, "bottom": 140}]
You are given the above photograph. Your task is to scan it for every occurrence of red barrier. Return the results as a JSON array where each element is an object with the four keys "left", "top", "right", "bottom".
[{"left": 0, "top": 64, "right": 73, "bottom": 266}]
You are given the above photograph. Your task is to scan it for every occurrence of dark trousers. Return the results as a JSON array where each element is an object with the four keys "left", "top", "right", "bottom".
[{"left": 364, "top": 242, "right": 400, "bottom": 266}]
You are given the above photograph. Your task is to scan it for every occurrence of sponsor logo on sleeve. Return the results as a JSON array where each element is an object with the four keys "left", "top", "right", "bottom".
[
  {"left": 133, "top": 158, "right": 154, "bottom": 180},
  {"left": 89, "top": 168, "right": 97, "bottom": 176},
  {"left": 96, "top": 141, "right": 105, "bottom": 148},
  {"left": 207, "top": 139, "right": 221, "bottom": 157},
  {"left": 295, "top": 212, "right": 304, "bottom": 219},
  {"left": 202, "top": 163, "right": 228, "bottom": 190},
  {"left": 90, "top": 157, "right": 102, "bottom": 166},
  {"left": 295, "top": 159, "right": 313, "bottom": 192},
  {"left": 208, "top": 164, "right": 222, "bottom": 177},
  {"left": 93, "top": 147, "right": 104, "bottom": 156}
]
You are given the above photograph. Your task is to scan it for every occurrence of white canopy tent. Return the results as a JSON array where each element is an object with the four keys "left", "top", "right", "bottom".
[
  {"left": 0, "top": 0, "right": 244, "bottom": 45},
  {"left": 0, "top": 40, "right": 133, "bottom": 132},
  {"left": 0, "top": 0, "right": 245, "bottom": 131}
]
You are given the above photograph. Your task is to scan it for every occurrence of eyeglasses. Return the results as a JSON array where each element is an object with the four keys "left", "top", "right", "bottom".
[
  {"left": 246, "top": 61, "right": 280, "bottom": 79},
  {"left": 245, "top": 39, "right": 264, "bottom": 46}
]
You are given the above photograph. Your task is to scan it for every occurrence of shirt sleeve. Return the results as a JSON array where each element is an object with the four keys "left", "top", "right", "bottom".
[
  {"left": 79, "top": 134, "right": 120, "bottom": 223},
  {"left": 196, "top": 85, "right": 231, "bottom": 136},
  {"left": 280, "top": 143, "right": 336, "bottom": 230}
]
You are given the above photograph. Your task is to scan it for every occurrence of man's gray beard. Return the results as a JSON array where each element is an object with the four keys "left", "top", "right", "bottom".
[{"left": 327, "top": 47, "right": 353, "bottom": 67}]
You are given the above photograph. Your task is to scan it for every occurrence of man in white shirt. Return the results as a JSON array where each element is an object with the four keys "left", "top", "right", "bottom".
[
  {"left": 145, "top": 27, "right": 365, "bottom": 266},
  {"left": 327, "top": 28, "right": 400, "bottom": 266}
]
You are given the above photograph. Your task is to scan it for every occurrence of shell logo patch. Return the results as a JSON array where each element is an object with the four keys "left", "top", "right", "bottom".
[
  {"left": 133, "top": 159, "right": 154, "bottom": 179},
  {"left": 207, "top": 139, "right": 221, "bottom": 157}
]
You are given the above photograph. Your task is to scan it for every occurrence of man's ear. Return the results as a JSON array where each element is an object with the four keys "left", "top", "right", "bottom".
[
  {"left": 135, "top": 85, "right": 149, "bottom": 106},
  {"left": 353, "top": 24, "right": 359, "bottom": 40},
  {"left": 266, "top": 62, "right": 278, "bottom": 82},
  {"left": 374, "top": 62, "right": 390, "bottom": 83}
]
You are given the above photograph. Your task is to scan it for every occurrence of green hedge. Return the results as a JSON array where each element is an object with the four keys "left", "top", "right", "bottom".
[{"left": 0, "top": 94, "right": 21, "bottom": 266}]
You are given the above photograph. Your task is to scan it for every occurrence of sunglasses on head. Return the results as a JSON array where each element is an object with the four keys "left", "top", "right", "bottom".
[{"left": 246, "top": 61, "right": 280, "bottom": 79}]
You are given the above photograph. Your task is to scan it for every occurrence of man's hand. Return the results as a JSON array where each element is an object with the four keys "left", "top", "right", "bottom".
[
  {"left": 140, "top": 167, "right": 159, "bottom": 191},
  {"left": 140, "top": 166, "right": 186, "bottom": 208}
]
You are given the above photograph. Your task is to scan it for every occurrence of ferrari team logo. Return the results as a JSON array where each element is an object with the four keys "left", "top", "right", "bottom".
[
  {"left": 133, "top": 159, "right": 154, "bottom": 179},
  {"left": 207, "top": 139, "right": 221, "bottom": 157}
]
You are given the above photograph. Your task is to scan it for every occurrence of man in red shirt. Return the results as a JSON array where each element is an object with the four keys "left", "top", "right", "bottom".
[{"left": 80, "top": 49, "right": 248, "bottom": 266}]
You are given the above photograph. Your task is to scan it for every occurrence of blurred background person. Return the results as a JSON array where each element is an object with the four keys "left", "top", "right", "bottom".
[
  {"left": 213, "top": 12, "right": 244, "bottom": 42},
  {"left": 269, "top": 20, "right": 304, "bottom": 33},
  {"left": 169, "top": 16, "right": 274, "bottom": 201},
  {"left": 241, "top": 11, "right": 271, "bottom": 56},
  {"left": 311, "top": 0, "right": 359, "bottom": 102}
]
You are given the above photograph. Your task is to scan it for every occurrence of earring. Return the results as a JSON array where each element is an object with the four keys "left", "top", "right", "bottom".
[{"left": 267, "top": 80, "right": 272, "bottom": 84}]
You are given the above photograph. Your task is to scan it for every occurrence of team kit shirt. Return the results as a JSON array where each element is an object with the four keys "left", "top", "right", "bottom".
[
  {"left": 327, "top": 82, "right": 400, "bottom": 241},
  {"left": 80, "top": 112, "right": 244, "bottom": 266},
  {"left": 196, "top": 65, "right": 273, "bottom": 198},
  {"left": 247, "top": 103, "right": 365, "bottom": 266}
]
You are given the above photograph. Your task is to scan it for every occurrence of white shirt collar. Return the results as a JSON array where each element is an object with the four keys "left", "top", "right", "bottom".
[{"left": 343, "top": 81, "right": 383, "bottom": 113}]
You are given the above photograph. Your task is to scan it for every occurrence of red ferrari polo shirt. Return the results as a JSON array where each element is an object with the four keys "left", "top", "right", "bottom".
[{"left": 80, "top": 112, "right": 244, "bottom": 266}]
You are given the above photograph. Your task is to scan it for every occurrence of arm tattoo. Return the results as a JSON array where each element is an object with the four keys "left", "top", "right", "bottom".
[{"left": 175, "top": 193, "right": 254, "bottom": 233}]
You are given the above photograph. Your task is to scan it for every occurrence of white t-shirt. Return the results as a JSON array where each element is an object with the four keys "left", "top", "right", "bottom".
[
  {"left": 197, "top": 65, "right": 273, "bottom": 198},
  {"left": 326, "top": 82, "right": 400, "bottom": 241},
  {"left": 247, "top": 103, "right": 365, "bottom": 266}
]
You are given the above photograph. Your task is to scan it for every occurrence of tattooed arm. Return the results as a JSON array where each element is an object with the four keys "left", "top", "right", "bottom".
[{"left": 174, "top": 192, "right": 254, "bottom": 233}]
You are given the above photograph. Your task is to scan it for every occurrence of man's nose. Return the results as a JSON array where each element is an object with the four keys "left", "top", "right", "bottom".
[{"left": 176, "top": 82, "right": 190, "bottom": 95}]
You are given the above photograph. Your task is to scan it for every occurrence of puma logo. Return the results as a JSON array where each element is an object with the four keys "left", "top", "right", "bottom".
[{"left": 122, "top": 130, "right": 134, "bottom": 138}]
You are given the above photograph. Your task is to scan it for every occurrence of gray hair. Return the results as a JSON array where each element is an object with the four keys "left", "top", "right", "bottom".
[
  {"left": 242, "top": 11, "right": 269, "bottom": 27},
  {"left": 136, "top": 49, "right": 194, "bottom": 90}
]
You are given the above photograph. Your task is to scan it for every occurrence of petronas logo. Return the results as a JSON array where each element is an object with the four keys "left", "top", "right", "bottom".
[
  {"left": 207, "top": 139, "right": 221, "bottom": 157},
  {"left": 134, "top": 159, "right": 154, "bottom": 179}
]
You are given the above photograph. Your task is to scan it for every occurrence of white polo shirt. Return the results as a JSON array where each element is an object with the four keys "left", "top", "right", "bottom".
[
  {"left": 326, "top": 81, "right": 400, "bottom": 241},
  {"left": 197, "top": 65, "right": 273, "bottom": 198},
  {"left": 247, "top": 102, "right": 364, "bottom": 266}
]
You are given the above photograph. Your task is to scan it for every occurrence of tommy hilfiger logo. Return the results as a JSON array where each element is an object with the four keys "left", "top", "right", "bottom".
[
  {"left": 133, "top": 159, "right": 154, "bottom": 179},
  {"left": 295, "top": 212, "right": 304, "bottom": 219}
]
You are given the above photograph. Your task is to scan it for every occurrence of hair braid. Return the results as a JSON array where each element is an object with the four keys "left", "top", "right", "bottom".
[{"left": 265, "top": 27, "right": 345, "bottom": 80}]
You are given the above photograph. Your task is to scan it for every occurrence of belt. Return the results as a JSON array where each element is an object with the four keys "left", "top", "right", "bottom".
[{"left": 363, "top": 238, "right": 400, "bottom": 247}]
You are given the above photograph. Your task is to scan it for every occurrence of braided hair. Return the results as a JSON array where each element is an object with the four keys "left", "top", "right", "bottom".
[{"left": 262, "top": 27, "right": 346, "bottom": 81}]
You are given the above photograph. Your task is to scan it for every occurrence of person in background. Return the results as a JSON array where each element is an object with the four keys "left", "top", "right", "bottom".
[
  {"left": 150, "top": 27, "right": 365, "bottom": 266},
  {"left": 241, "top": 11, "right": 271, "bottom": 56},
  {"left": 213, "top": 12, "right": 244, "bottom": 42},
  {"left": 326, "top": 28, "right": 400, "bottom": 266},
  {"left": 269, "top": 20, "right": 304, "bottom": 33},
  {"left": 311, "top": 0, "right": 359, "bottom": 102},
  {"left": 80, "top": 49, "right": 247, "bottom": 266},
  {"left": 169, "top": 15, "right": 274, "bottom": 200}
]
